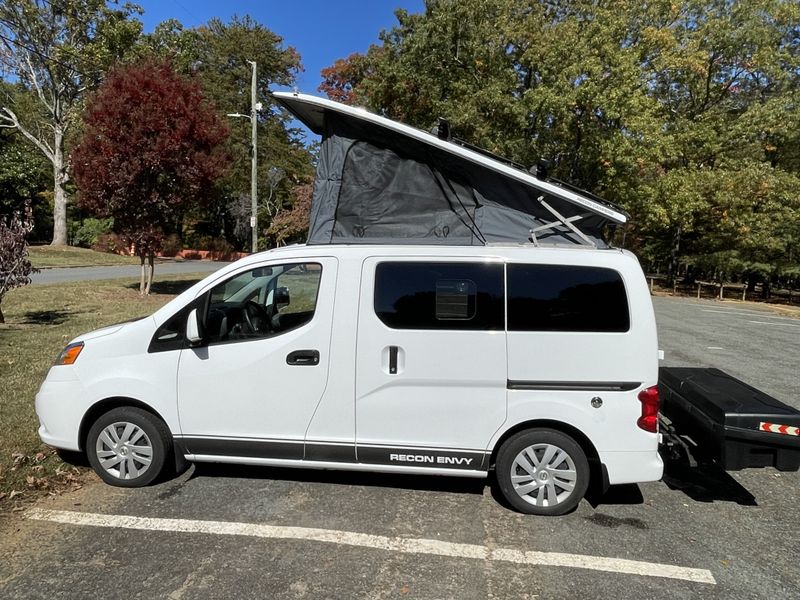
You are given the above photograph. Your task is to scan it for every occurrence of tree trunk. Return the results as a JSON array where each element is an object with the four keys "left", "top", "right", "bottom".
[
  {"left": 667, "top": 225, "right": 682, "bottom": 285},
  {"left": 0, "top": 303, "right": 4, "bottom": 324},
  {"left": 139, "top": 254, "right": 146, "bottom": 295},
  {"left": 51, "top": 127, "right": 68, "bottom": 246},
  {"left": 144, "top": 253, "right": 155, "bottom": 296}
]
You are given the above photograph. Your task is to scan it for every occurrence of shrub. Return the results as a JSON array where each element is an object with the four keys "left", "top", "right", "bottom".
[
  {"left": 206, "top": 238, "right": 235, "bottom": 261},
  {"left": 0, "top": 204, "right": 37, "bottom": 323},
  {"left": 72, "top": 217, "right": 114, "bottom": 248},
  {"left": 92, "top": 232, "right": 126, "bottom": 255},
  {"left": 160, "top": 233, "right": 183, "bottom": 257}
]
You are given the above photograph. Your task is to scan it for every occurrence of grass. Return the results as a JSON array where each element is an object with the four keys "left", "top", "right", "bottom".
[
  {"left": 0, "top": 274, "right": 203, "bottom": 509},
  {"left": 28, "top": 245, "right": 139, "bottom": 268}
]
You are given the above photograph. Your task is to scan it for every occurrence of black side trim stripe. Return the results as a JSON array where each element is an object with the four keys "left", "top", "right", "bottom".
[
  {"left": 180, "top": 437, "right": 305, "bottom": 460},
  {"left": 176, "top": 437, "right": 488, "bottom": 470},
  {"left": 358, "top": 446, "right": 486, "bottom": 470},
  {"left": 508, "top": 380, "right": 641, "bottom": 392}
]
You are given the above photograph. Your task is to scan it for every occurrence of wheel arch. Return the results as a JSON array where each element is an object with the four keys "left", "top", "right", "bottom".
[
  {"left": 489, "top": 419, "right": 607, "bottom": 491},
  {"left": 78, "top": 397, "right": 171, "bottom": 452}
]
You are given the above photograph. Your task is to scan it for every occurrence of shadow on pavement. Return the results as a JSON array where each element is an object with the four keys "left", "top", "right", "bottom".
[
  {"left": 660, "top": 450, "right": 757, "bottom": 506},
  {"left": 189, "top": 462, "right": 487, "bottom": 496},
  {"left": 586, "top": 483, "right": 645, "bottom": 509}
]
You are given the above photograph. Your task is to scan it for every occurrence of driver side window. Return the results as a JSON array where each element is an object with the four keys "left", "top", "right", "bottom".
[{"left": 203, "top": 262, "right": 322, "bottom": 345}]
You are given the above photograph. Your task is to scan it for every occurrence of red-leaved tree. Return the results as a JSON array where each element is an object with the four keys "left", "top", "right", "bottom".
[
  {"left": 71, "top": 61, "right": 229, "bottom": 295},
  {"left": 0, "top": 204, "right": 37, "bottom": 323},
  {"left": 318, "top": 53, "right": 372, "bottom": 105}
]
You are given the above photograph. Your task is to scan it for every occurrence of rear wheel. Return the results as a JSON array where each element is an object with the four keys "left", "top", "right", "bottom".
[
  {"left": 86, "top": 406, "right": 171, "bottom": 487},
  {"left": 495, "top": 428, "right": 590, "bottom": 516}
]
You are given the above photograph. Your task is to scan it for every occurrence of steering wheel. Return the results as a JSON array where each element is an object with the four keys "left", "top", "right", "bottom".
[{"left": 242, "top": 301, "right": 270, "bottom": 335}]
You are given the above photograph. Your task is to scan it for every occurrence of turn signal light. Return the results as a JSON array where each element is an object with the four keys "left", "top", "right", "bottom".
[
  {"left": 637, "top": 385, "right": 660, "bottom": 433},
  {"left": 55, "top": 342, "right": 84, "bottom": 366}
]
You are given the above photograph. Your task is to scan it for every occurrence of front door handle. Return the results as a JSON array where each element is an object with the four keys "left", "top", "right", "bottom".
[{"left": 286, "top": 349, "right": 320, "bottom": 366}]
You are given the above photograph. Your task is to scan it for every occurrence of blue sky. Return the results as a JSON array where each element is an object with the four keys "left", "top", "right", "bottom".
[{"left": 134, "top": 0, "right": 425, "bottom": 92}]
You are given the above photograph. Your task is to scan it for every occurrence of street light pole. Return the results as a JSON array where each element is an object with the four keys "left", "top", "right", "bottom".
[
  {"left": 226, "top": 60, "right": 259, "bottom": 254},
  {"left": 248, "top": 60, "right": 258, "bottom": 254}
]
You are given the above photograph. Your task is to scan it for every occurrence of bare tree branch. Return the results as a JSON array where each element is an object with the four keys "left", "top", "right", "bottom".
[
  {"left": 22, "top": 48, "right": 54, "bottom": 113},
  {"left": 0, "top": 106, "right": 54, "bottom": 162}
]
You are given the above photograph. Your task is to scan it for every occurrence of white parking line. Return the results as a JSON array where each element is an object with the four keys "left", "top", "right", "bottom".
[{"left": 26, "top": 508, "right": 716, "bottom": 585}]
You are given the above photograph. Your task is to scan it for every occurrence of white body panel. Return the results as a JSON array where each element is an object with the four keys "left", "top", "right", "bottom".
[
  {"left": 176, "top": 257, "right": 338, "bottom": 450},
  {"left": 355, "top": 256, "right": 506, "bottom": 453},
  {"left": 35, "top": 243, "right": 663, "bottom": 486}
]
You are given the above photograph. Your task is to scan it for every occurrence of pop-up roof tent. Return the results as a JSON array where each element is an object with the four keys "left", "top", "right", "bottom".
[{"left": 271, "top": 92, "right": 628, "bottom": 248}]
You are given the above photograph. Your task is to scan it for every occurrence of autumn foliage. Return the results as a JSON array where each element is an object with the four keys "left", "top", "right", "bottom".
[
  {"left": 318, "top": 53, "right": 372, "bottom": 105},
  {"left": 266, "top": 183, "right": 313, "bottom": 246},
  {"left": 0, "top": 204, "right": 37, "bottom": 323},
  {"left": 71, "top": 60, "right": 229, "bottom": 293}
]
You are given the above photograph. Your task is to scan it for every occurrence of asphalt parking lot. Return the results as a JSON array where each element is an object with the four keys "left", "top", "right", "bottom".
[{"left": 2, "top": 296, "right": 799, "bottom": 599}]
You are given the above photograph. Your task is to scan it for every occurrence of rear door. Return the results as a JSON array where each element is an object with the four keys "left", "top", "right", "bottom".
[{"left": 354, "top": 258, "right": 506, "bottom": 470}]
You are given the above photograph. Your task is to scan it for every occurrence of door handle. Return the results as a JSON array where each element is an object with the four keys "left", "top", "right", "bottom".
[
  {"left": 286, "top": 349, "right": 320, "bottom": 366},
  {"left": 389, "top": 345, "right": 398, "bottom": 374}
]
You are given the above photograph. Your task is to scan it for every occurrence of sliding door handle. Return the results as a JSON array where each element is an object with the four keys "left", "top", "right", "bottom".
[{"left": 286, "top": 349, "right": 320, "bottom": 366}]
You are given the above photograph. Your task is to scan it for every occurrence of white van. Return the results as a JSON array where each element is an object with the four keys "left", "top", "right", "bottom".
[{"left": 36, "top": 243, "right": 662, "bottom": 516}]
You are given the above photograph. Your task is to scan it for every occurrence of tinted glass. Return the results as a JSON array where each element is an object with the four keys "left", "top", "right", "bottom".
[
  {"left": 204, "top": 263, "right": 322, "bottom": 345},
  {"left": 375, "top": 262, "right": 504, "bottom": 330},
  {"left": 508, "top": 264, "right": 629, "bottom": 332}
]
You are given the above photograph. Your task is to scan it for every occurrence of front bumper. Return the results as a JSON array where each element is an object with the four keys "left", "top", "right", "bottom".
[{"left": 35, "top": 374, "right": 85, "bottom": 451}]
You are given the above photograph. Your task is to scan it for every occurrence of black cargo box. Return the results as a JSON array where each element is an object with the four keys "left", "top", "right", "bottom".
[{"left": 659, "top": 367, "right": 800, "bottom": 471}]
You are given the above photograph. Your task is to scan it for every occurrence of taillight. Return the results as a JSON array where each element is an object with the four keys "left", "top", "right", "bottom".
[{"left": 637, "top": 385, "right": 660, "bottom": 433}]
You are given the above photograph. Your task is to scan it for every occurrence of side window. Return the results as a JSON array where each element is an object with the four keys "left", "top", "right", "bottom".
[
  {"left": 374, "top": 262, "right": 504, "bottom": 330},
  {"left": 204, "top": 262, "right": 322, "bottom": 345},
  {"left": 507, "top": 264, "right": 630, "bottom": 332}
]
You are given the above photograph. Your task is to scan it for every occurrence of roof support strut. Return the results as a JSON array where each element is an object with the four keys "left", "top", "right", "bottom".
[{"left": 529, "top": 196, "right": 596, "bottom": 247}]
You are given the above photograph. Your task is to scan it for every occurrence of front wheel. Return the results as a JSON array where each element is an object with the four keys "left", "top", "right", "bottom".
[
  {"left": 495, "top": 428, "right": 590, "bottom": 516},
  {"left": 86, "top": 406, "right": 171, "bottom": 487}
]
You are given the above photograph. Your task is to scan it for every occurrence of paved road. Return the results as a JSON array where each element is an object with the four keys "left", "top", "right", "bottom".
[
  {"left": 654, "top": 296, "right": 799, "bottom": 408},
  {"left": 2, "top": 297, "right": 798, "bottom": 599},
  {"left": 31, "top": 261, "right": 230, "bottom": 284}
]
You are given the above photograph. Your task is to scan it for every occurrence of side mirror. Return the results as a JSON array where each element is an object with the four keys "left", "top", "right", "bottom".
[
  {"left": 275, "top": 286, "right": 290, "bottom": 309},
  {"left": 186, "top": 308, "right": 203, "bottom": 345}
]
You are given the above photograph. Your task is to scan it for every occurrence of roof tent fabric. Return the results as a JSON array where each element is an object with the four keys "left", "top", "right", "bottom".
[{"left": 284, "top": 95, "right": 615, "bottom": 246}]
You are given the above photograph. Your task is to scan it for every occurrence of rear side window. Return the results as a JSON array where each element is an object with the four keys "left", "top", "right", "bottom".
[
  {"left": 507, "top": 264, "right": 629, "bottom": 332},
  {"left": 374, "top": 262, "right": 504, "bottom": 330}
]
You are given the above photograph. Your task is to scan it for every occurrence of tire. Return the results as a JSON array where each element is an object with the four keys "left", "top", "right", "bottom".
[
  {"left": 495, "top": 428, "right": 590, "bottom": 516},
  {"left": 86, "top": 406, "right": 172, "bottom": 487}
]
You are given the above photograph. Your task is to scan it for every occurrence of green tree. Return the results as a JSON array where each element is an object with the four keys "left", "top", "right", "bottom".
[
  {"left": 321, "top": 0, "right": 800, "bottom": 285},
  {"left": 0, "top": 0, "right": 142, "bottom": 245},
  {"left": 0, "top": 109, "right": 50, "bottom": 240}
]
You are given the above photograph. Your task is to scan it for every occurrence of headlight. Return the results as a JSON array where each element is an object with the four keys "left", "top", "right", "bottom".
[{"left": 55, "top": 342, "right": 84, "bottom": 365}]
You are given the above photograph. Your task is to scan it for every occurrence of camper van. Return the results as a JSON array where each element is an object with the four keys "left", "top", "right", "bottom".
[
  {"left": 36, "top": 244, "right": 662, "bottom": 516},
  {"left": 36, "top": 93, "right": 668, "bottom": 516}
]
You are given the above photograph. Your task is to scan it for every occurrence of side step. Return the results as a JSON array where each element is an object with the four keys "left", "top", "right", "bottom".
[{"left": 658, "top": 367, "right": 800, "bottom": 471}]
